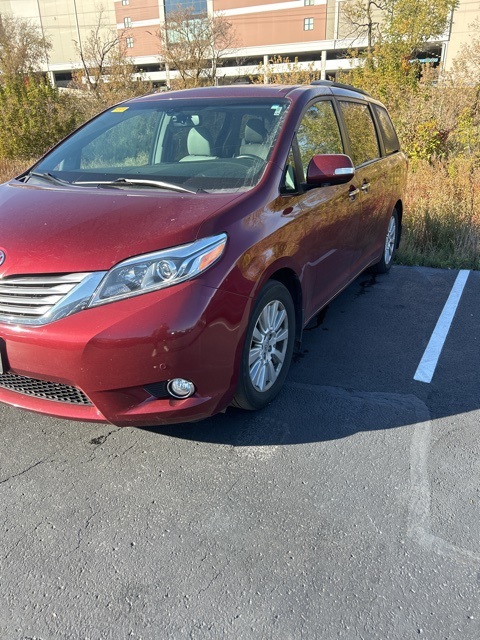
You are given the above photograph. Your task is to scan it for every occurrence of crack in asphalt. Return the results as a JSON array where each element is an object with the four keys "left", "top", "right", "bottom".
[
  {"left": 3, "top": 522, "right": 43, "bottom": 561},
  {"left": 197, "top": 561, "right": 231, "bottom": 597},
  {"left": 90, "top": 428, "right": 122, "bottom": 446},
  {"left": 0, "top": 459, "right": 51, "bottom": 485}
]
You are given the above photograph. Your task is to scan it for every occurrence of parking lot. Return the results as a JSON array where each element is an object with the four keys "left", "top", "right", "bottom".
[{"left": 1, "top": 265, "right": 480, "bottom": 640}]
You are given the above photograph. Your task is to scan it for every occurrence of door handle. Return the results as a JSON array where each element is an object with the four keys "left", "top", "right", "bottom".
[
  {"left": 349, "top": 186, "right": 360, "bottom": 200},
  {"left": 361, "top": 181, "right": 371, "bottom": 193}
]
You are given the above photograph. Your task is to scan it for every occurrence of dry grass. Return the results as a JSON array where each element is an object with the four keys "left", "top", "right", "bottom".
[
  {"left": 397, "top": 158, "right": 480, "bottom": 270},
  {"left": 0, "top": 158, "right": 34, "bottom": 183}
]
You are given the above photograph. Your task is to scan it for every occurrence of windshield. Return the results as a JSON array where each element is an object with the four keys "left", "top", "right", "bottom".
[{"left": 31, "top": 98, "right": 290, "bottom": 193}]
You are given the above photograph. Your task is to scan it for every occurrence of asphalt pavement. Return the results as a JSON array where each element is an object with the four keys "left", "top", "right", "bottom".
[{"left": 1, "top": 265, "right": 480, "bottom": 640}]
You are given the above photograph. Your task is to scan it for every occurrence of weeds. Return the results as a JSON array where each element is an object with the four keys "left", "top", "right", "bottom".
[
  {"left": 397, "top": 158, "right": 480, "bottom": 270},
  {"left": 0, "top": 158, "right": 34, "bottom": 183}
]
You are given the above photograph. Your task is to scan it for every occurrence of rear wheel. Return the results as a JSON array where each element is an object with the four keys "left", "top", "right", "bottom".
[
  {"left": 232, "top": 281, "right": 295, "bottom": 410},
  {"left": 371, "top": 209, "right": 399, "bottom": 274}
]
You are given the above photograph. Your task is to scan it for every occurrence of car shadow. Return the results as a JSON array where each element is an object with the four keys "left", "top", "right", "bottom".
[
  {"left": 137, "top": 265, "right": 480, "bottom": 447},
  {"left": 140, "top": 379, "right": 426, "bottom": 447},
  {"left": 140, "top": 268, "right": 439, "bottom": 447}
]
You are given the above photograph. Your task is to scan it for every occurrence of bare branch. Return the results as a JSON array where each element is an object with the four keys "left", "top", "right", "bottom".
[
  {"left": 158, "top": 8, "right": 237, "bottom": 88},
  {"left": 0, "top": 13, "right": 51, "bottom": 79}
]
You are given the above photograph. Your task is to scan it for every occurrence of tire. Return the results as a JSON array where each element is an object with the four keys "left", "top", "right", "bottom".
[
  {"left": 232, "top": 281, "right": 295, "bottom": 411},
  {"left": 371, "top": 209, "right": 399, "bottom": 274}
]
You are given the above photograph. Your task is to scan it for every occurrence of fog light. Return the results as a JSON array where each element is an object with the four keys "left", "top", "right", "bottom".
[{"left": 167, "top": 378, "right": 195, "bottom": 399}]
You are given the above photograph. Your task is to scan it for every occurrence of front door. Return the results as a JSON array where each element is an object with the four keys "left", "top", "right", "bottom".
[{"left": 286, "top": 99, "right": 362, "bottom": 320}]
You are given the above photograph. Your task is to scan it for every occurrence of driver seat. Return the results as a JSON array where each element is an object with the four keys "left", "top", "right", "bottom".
[{"left": 180, "top": 127, "right": 217, "bottom": 161}]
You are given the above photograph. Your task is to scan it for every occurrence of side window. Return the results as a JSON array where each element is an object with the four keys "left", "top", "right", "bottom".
[
  {"left": 296, "top": 100, "right": 343, "bottom": 180},
  {"left": 372, "top": 104, "right": 400, "bottom": 155},
  {"left": 339, "top": 101, "right": 380, "bottom": 167}
]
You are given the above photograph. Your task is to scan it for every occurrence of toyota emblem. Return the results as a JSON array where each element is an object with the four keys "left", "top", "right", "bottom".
[{"left": 0, "top": 250, "right": 5, "bottom": 266}]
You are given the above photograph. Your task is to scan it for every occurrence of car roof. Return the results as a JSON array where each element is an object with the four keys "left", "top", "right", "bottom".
[
  {"left": 134, "top": 85, "right": 305, "bottom": 102},
  {"left": 130, "top": 81, "right": 381, "bottom": 107}
]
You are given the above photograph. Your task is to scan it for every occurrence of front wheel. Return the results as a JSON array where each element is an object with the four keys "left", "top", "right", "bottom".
[
  {"left": 371, "top": 209, "right": 399, "bottom": 274},
  {"left": 232, "top": 281, "right": 295, "bottom": 411}
]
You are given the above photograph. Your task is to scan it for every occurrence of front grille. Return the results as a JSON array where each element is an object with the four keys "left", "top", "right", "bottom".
[
  {"left": 0, "top": 372, "right": 92, "bottom": 405},
  {"left": 0, "top": 273, "right": 90, "bottom": 320}
]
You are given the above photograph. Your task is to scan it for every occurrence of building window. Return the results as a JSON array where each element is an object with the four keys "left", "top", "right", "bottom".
[
  {"left": 126, "top": 37, "right": 134, "bottom": 48},
  {"left": 304, "top": 0, "right": 314, "bottom": 5},
  {"left": 122, "top": 0, "right": 129, "bottom": 5},
  {"left": 304, "top": 17, "right": 314, "bottom": 30},
  {"left": 165, "top": 0, "right": 207, "bottom": 14},
  {"left": 124, "top": 17, "right": 132, "bottom": 28}
]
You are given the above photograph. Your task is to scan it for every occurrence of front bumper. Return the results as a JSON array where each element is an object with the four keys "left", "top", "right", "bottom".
[{"left": 0, "top": 281, "right": 250, "bottom": 426}]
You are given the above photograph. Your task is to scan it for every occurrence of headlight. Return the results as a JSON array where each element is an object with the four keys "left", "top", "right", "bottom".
[{"left": 88, "top": 233, "right": 227, "bottom": 307}]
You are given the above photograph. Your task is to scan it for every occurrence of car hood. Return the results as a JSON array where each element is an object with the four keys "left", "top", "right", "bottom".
[{"left": 0, "top": 181, "right": 243, "bottom": 276}]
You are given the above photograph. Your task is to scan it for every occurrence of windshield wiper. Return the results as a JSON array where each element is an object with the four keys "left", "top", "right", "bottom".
[
  {"left": 28, "top": 171, "right": 71, "bottom": 186},
  {"left": 75, "top": 177, "right": 198, "bottom": 194}
]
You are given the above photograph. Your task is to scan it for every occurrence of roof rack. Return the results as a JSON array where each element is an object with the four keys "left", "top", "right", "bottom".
[{"left": 310, "top": 80, "right": 372, "bottom": 98}]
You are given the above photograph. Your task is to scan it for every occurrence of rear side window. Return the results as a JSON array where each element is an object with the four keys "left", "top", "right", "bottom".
[
  {"left": 372, "top": 104, "right": 400, "bottom": 155},
  {"left": 339, "top": 101, "right": 380, "bottom": 167}
]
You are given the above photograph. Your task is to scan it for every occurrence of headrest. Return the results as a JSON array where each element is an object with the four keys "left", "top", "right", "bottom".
[
  {"left": 187, "top": 126, "right": 213, "bottom": 156},
  {"left": 244, "top": 119, "right": 267, "bottom": 144}
]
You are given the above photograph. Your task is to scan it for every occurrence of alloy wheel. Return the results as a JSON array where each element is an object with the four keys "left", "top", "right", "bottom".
[{"left": 248, "top": 299, "right": 289, "bottom": 392}]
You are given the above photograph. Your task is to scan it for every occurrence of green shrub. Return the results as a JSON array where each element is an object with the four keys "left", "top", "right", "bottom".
[{"left": 0, "top": 75, "right": 77, "bottom": 159}]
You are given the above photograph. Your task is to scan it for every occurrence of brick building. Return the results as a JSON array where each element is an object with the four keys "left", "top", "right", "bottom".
[{"left": 0, "top": 0, "right": 476, "bottom": 87}]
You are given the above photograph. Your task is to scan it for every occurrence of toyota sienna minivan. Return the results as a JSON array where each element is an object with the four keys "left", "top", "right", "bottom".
[{"left": 0, "top": 81, "right": 407, "bottom": 426}]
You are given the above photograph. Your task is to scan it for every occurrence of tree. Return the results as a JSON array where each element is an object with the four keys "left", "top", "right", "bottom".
[
  {"left": 72, "top": 7, "right": 150, "bottom": 115},
  {"left": 340, "top": 0, "right": 457, "bottom": 106},
  {"left": 0, "top": 76, "right": 76, "bottom": 159},
  {"left": 341, "top": 0, "right": 386, "bottom": 53},
  {"left": 338, "top": 0, "right": 457, "bottom": 162},
  {"left": 251, "top": 56, "right": 321, "bottom": 85},
  {"left": 341, "top": 0, "right": 457, "bottom": 58},
  {"left": 450, "top": 18, "right": 480, "bottom": 87},
  {"left": 445, "top": 19, "right": 480, "bottom": 159},
  {"left": 0, "top": 15, "right": 75, "bottom": 160},
  {"left": 158, "top": 8, "right": 237, "bottom": 89},
  {"left": 0, "top": 13, "right": 51, "bottom": 80},
  {"left": 386, "top": 0, "right": 457, "bottom": 56}
]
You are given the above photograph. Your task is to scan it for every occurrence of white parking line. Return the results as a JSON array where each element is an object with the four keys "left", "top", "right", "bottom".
[{"left": 414, "top": 270, "right": 470, "bottom": 384}]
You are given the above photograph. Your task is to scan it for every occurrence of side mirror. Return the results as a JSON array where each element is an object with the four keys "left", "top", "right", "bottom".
[{"left": 306, "top": 154, "right": 355, "bottom": 187}]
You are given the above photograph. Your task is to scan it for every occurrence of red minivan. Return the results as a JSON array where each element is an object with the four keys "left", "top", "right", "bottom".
[{"left": 0, "top": 82, "right": 407, "bottom": 426}]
